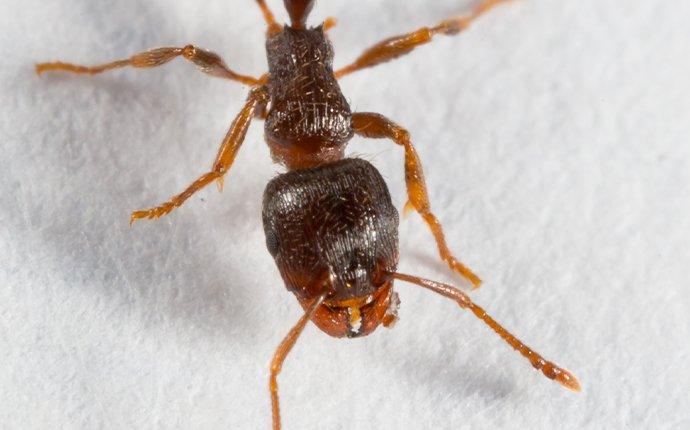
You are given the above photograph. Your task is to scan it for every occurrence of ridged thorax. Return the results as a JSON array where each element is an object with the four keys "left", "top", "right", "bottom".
[{"left": 264, "top": 26, "right": 353, "bottom": 169}]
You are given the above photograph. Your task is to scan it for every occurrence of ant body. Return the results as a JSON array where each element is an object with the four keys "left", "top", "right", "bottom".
[{"left": 37, "top": 0, "right": 580, "bottom": 428}]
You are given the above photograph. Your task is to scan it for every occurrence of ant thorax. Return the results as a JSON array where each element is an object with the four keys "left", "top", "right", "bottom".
[{"left": 264, "top": 26, "right": 353, "bottom": 169}]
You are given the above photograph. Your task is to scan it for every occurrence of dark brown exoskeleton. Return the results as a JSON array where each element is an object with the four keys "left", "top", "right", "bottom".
[
  {"left": 263, "top": 159, "right": 401, "bottom": 339},
  {"left": 37, "top": 1, "right": 580, "bottom": 428},
  {"left": 264, "top": 23, "right": 353, "bottom": 168},
  {"left": 261, "top": 160, "right": 581, "bottom": 429}
]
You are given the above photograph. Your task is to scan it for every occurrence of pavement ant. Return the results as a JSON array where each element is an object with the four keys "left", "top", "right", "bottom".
[{"left": 37, "top": 0, "right": 580, "bottom": 428}]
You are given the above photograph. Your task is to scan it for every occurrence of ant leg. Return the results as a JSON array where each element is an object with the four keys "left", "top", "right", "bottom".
[
  {"left": 255, "top": 0, "right": 282, "bottom": 36},
  {"left": 270, "top": 295, "right": 325, "bottom": 430},
  {"left": 335, "top": 0, "right": 511, "bottom": 78},
  {"left": 352, "top": 112, "right": 482, "bottom": 288},
  {"left": 130, "top": 86, "right": 268, "bottom": 225},
  {"left": 323, "top": 17, "right": 338, "bottom": 32},
  {"left": 36, "top": 45, "right": 261, "bottom": 86},
  {"left": 392, "top": 272, "right": 581, "bottom": 392}
]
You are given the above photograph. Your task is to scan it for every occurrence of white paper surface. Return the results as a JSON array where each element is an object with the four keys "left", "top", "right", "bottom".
[{"left": 2, "top": 1, "right": 689, "bottom": 429}]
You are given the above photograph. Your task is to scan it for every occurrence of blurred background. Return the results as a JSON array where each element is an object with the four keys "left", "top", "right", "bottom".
[{"left": 1, "top": 0, "right": 689, "bottom": 428}]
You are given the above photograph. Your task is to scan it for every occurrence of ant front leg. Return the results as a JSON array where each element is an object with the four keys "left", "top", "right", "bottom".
[
  {"left": 336, "top": 0, "right": 511, "bottom": 78},
  {"left": 37, "top": 45, "right": 261, "bottom": 86},
  {"left": 352, "top": 112, "right": 482, "bottom": 289},
  {"left": 130, "top": 86, "right": 269, "bottom": 225}
]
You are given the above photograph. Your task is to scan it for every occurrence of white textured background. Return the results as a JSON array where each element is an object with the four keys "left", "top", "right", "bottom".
[{"left": 2, "top": 0, "right": 689, "bottom": 429}]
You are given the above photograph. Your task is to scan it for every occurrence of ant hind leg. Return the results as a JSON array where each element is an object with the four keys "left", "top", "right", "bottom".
[
  {"left": 336, "top": 0, "right": 512, "bottom": 78},
  {"left": 37, "top": 45, "right": 260, "bottom": 85},
  {"left": 352, "top": 112, "right": 482, "bottom": 289}
]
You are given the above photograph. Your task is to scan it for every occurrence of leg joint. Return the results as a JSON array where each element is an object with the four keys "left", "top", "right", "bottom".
[
  {"left": 394, "top": 128, "right": 411, "bottom": 146},
  {"left": 182, "top": 45, "right": 196, "bottom": 59}
]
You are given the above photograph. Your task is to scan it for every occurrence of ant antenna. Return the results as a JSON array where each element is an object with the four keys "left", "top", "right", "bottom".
[{"left": 391, "top": 272, "right": 581, "bottom": 392}]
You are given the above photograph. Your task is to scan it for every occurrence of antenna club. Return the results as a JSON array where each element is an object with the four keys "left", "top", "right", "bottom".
[{"left": 555, "top": 368, "right": 582, "bottom": 392}]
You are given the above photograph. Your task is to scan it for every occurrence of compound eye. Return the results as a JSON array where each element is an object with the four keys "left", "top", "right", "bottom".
[{"left": 265, "top": 229, "right": 280, "bottom": 256}]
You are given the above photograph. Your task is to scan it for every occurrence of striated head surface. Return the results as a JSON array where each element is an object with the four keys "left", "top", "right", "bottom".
[{"left": 262, "top": 159, "right": 400, "bottom": 337}]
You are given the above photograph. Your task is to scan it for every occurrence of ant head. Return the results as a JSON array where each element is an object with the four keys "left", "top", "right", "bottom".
[
  {"left": 307, "top": 281, "right": 400, "bottom": 338},
  {"left": 284, "top": 0, "right": 315, "bottom": 29}
]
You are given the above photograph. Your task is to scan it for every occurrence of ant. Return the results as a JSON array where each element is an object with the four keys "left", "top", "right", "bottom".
[{"left": 37, "top": 0, "right": 580, "bottom": 428}]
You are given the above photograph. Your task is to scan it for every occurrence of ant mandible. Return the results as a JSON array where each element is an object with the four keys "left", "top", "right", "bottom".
[{"left": 37, "top": 0, "right": 580, "bottom": 428}]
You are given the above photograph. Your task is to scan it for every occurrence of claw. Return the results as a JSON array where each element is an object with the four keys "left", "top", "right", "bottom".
[
  {"left": 129, "top": 202, "right": 175, "bottom": 226},
  {"left": 129, "top": 213, "right": 138, "bottom": 227}
]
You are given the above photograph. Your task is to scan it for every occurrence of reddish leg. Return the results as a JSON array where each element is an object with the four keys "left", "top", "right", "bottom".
[
  {"left": 336, "top": 0, "right": 511, "bottom": 78},
  {"left": 255, "top": 0, "right": 282, "bottom": 36},
  {"left": 130, "top": 86, "right": 269, "bottom": 225},
  {"left": 36, "top": 45, "right": 261, "bottom": 85},
  {"left": 392, "top": 272, "right": 581, "bottom": 392},
  {"left": 270, "top": 295, "right": 325, "bottom": 430},
  {"left": 352, "top": 112, "right": 482, "bottom": 288},
  {"left": 322, "top": 17, "right": 338, "bottom": 32}
]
